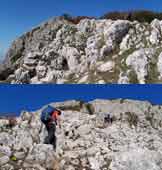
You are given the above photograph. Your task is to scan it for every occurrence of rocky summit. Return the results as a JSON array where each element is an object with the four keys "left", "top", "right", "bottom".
[
  {"left": 1, "top": 99, "right": 162, "bottom": 169},
  {"left": 2, "top": 17, "right": 162, "bottom": 83}
]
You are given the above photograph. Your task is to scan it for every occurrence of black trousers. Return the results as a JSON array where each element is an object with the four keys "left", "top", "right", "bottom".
[{"left": 44, "top": 122, "right": 57, "bottom": 150}]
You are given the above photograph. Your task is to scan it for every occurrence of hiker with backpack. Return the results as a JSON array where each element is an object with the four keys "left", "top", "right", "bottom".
[{"left": 41, "top": 105, "right": 62, "bottom": 150}]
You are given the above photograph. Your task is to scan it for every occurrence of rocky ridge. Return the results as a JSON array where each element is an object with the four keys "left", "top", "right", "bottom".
[
  {"left": 2, "top": 17, "right": 162, "bottom": 83},
  {"left": 1, "top": 99, "right": 162, "bottom": 169}
]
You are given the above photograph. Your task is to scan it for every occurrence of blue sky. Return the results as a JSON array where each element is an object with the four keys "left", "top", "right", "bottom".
[
  {"left": 0, "top": 85, "right": 162, "bottom": 116},
  {"left": 0, "top": 0, "right": 162, "bottom": 57}
]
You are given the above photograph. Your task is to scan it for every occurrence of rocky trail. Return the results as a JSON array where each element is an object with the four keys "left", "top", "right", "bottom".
[
  {"left": 1, "top": 17, "right": 162, "bottom": 83},
  {"left": 1, "top": 99, "right": 162, "bottom": 169}
]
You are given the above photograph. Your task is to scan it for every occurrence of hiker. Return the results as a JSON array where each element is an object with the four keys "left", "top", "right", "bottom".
[
  {"left": 104, "top": 114, "right": 113, "bottom": 125},
  {"left": 41, "top": 105, "right": 62, "bottom": 150}
]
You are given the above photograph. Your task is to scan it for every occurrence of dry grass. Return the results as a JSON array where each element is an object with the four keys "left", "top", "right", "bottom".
[{"left": 52, "top": 157, "right": 61, "bottom": 170}]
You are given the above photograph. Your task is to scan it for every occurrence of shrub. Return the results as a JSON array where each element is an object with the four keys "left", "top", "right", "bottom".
[
  {"left": 61, "top": 11, "right": 162, "bottom": 24},
  {"left": 7, "top": 117, "right": 17, "bottom": 128},
  {"left": 128, "top": 70, "right": 138, "bottom": 83},
  {"left": 101, "top": 10, "right": 162, "bottom": 23},
  {"left": 101, "top": 11, "right": 131, "bottom": 20},
  {"left": 11, "top": 53, "right": 22, "bottom": 64},
  {"left": 130, "top": 10, "right": 156, "bottom": 23},
  {"left": 125, "top": 112, "right": 138, "bottom": 128},
  {"left": 61, "top": 13, "right": 95, "bottom": 24}
]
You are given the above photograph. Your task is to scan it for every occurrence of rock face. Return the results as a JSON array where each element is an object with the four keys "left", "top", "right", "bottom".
[
  {"left": 2, "top": 17, "right": 162, "bottom": 83},
  {"left": 1, "top": 99, "right": 162, "bottom": 169}
]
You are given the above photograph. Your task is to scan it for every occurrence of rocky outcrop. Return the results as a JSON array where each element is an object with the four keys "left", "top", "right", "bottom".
[
  {"left": 1, "top": 99, "right": 162, "bottom": 169},
  {"left": 2, "top": 17, "right": 162, "bottom": 83}
]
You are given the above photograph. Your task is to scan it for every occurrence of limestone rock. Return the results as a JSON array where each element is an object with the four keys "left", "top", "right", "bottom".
[
  {"left": 25, "top": 144, "right": 56, "bottom": 169},
  {"left": 98, "top": 61, "right": 115, "bottom": 72},
  {"left": 1, "top": 17, "right": 162, "bottom": 83},
  {"left": 0, "top": 156, "right": 10, "bottom": 166},
  {"left": 126, "top": 48, "right": 155, "bottom": 84},
  {"left": 1, "top": 99, "right": 162, "bottom": 169},
  {"left": 157, "top": 52, "right": 162, "bottom": 78},
  {"left": 110, "top": 149, "right": 162, "bottom": 170},
  {"left": 150, "top": 19, "right": 162, "bottom": 45}
]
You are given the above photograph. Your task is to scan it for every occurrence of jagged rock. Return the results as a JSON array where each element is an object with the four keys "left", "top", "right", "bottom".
[
  {"left": 51, "top": 100, "right": 83, "bottom": 111},
  {"left": 61, "top": 46, "right": 79, "bottom": 70},
  {"left": 1, "top": 99, "right": 162, "bottom": 169},
  {"left": 150, "top": 19, "right": 162, "bottom": 45},
  {"left": 14, "top": 68, "right": 30, "bottom": 83},
  {"left": 1, "top": 164, "right": 14, "bottom": 170},
  {"left": 118, "top": 72, "right": 129, "bottom": 84},
  {"left": 0, "top": 132, "right": 15, "bottom": 147},
  {"left": 14, "top": 151, "right": 26, "bottom": 160},
  {"left": 126, "top": 48, "right": 156, "bottom": 83},
  {"left": 13, "top": 129, "right": 33, "bottom": 152},
  {"left": 39, "top": 70, "right": 63, "bottom": 83},
  {"left": 20, "top": 111, "right": 32, "bottom": 122},
  {"left": 0, "top": 146, "right": 12, "bottom": 157},
  {"left": 36, "top": 65, "right": 47, "bottom": 79},
  {"left": 157, "top": 51, "right": 162, "bottom": 78},
  {"left": 23, "top": 52, "right": 41, "bottom": 68},
  {"left": 105, "top": 20, "right": 130, "bottom": 45},
  {"left": 0, "top": 156, "right": 10, "bottom": 166},
  {"left": 110, "top": 149, "right": 162, "bottom": 170},
  {"left": 25, "top": 144, "right": 56, "bottom": 169},
  {"left": 98, "top": 61, "right": 115, "bottom": 72},
  {"left": 1, "top": 17, "right": 162, "bottom": 83}
]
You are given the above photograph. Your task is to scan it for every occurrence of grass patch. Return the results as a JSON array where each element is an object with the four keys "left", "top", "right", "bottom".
[
  {"left": 11, "top": 53, "right": 22, "bottom": 64},
  {"left": 128, "top": 70, "right": 138, "bottom": 83},
  {"left": 120, "top": 99, "right": 125, "bottom": 104},
  {"left": 145, "top": 48, "right": 162, "bottom": 83},
  {"left": 84, "top": 103, "right": 95, "bottom": 115},
  {"left": 97, "top": 70, "right": 119, "bottom": 83},
  {"left": 125, "top": 112, "right": 138, "bottom": 128},
  {"left": 145, "top": 112, "right": 158, "bottom": 129},
  {"left": 118, "top": 49, "right": 135, "bottom": 72}
]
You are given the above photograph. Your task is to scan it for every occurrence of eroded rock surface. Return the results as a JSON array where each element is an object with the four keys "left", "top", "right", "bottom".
[
  {"left": 1, "top": 99, "right": 162, "bottom": 169},
  {"left": 1, "top": 18, "right": 162, "bottom": 83}
]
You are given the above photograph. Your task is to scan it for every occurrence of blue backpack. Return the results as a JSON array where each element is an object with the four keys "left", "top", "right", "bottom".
[{"left": 41, "top": 105, "right": 56, "bottom": 124}]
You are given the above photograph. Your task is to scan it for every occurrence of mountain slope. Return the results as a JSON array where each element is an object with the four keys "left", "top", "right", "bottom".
[
  {"left": 1, "top": 17, "right": 162, "bottom": 83},
  {"left": 1, "top": 99, "right": 162, "bottom": 169}
]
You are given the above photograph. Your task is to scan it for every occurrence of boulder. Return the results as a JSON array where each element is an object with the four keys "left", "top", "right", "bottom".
[
  {"left": 0, "top": 156, "right": 10, "bottom": 166},
  {"left": 25, "top": 144, "right": 56, "bottom": 169},
  {"left": 98, "top": 61, "right": 115, "bottom": 72},
  {"left": 126, "top": 48, "right": 155, "bottom": 84}
]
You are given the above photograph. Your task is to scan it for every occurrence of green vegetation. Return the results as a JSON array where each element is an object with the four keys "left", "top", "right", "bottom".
[
  {"left": 125, "top": 112, "right": 138, "bottom": 128},
  {"left": 120, "top": 99, "right": 125, "bottom": 104},
  {"left": 118, "top": 49, "right": 135, "bottom": 72},
  {"left": 128, "top": 70, "right": 138, "bottom": 83},
  {"left": 84, "top": 103, "right": 95, "bottom": 115},
  {"left": 101, "top": 10, "right": 162, "bottom": 23},
  {"left": 61, "top": 10, "right": 162, "bottom": 24},
  {"left": 145, "top": 112, "right": 157, "bottom": 129},
  {"left": 11, "top": 53, "right": 22, "bottom": 64},
  {"left": 146, "top": 48, "right": 162, "bottom": 83},
  {"left": 61, "top": 13, "right": 95, "bottom": 24},
  {"left": 10, "top": 155, "right": 17, "bottom": 161}
]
